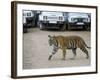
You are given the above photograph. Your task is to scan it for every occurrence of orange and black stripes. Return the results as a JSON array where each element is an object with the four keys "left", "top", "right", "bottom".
[{"left": 48, "top": 35, "right": 90, "bottom": 60}]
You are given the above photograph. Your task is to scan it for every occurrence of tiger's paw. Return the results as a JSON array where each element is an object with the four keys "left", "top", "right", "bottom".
[
  {"left": 62, "top": 58, "right": 66, "bottom": 60},
  {"left": 70, "top": 58, "right": 75, "bottom": 60},
  {"left": 86, "top": 56, "right": 89, "bottom": 59},
  {"left": 48, "top": 55, "right": 52, "bottom": 60}
]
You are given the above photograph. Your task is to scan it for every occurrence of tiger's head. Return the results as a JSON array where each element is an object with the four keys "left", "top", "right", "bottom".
[{"left": 48, "top": 35, "right": 57, "bottom": 46}]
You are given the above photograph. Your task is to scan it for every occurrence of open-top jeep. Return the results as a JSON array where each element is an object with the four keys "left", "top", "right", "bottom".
[
  {"left": 67, "top": 12, "right": 91, "bottom": 30},
  {"left": 38, "top": 11, "right": 66, "bottom": 30},
  {"left": 23, "top": 10, "right": 36, "bottom": 33}
]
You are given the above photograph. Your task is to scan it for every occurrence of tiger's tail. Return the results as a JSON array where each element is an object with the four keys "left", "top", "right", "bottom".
[{"left": 84, "top": 41, "right": 91, "bottom": 49}]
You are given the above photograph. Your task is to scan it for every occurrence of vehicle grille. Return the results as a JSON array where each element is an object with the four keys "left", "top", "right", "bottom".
[
  {"left": 76, "top": 18, "right": 84, "bottom": 22},
  {"left": 47, "top": 17, "right": 58, "bottom": 19}
]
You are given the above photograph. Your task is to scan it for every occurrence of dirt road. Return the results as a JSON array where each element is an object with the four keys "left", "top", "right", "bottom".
[{"left": 23, "top": 28, "right": 91, "bottom": 69}]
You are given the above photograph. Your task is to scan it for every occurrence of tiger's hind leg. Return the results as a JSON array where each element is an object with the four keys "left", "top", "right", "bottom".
[
  {"left": 62, "top": 48, "right": 66, "bottom": 60},
  {"left": 80, "top": 46, "right": 89, "bottom": 59},
  {"left": 70, "top": 48, "right": 77, "bottom": 60}
]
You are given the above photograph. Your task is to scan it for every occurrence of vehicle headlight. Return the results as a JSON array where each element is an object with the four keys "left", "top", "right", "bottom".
[
  {"left": 59, "top": 16, "right": 63, "bottom": 20},
  {"left": 43, "top": 16, "right": 47, "bottom": 20}
]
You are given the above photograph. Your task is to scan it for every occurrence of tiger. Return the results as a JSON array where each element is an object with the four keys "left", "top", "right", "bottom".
[{"left": 48, "top": 35, "right": 90, "bottom": 60}]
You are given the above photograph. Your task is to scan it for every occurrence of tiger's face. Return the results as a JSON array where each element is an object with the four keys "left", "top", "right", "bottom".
[{"left": 48, "top": 35, "right": 55, "bottom": 46}]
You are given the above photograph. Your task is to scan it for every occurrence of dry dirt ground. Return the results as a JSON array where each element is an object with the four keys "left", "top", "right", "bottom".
[{"left": 23, "top": 28, "right": 91, "bottom": 69}]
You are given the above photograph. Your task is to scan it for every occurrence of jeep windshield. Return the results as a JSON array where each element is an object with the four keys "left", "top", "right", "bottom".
[
  {"left": 41, "top": 11, "right": 63, "bottom": 16},
  {"left": 68, "top": 12, "right": 89, "bottom": 18}
]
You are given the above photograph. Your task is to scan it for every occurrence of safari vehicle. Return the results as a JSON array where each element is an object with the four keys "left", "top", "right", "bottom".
[
  {"left": 23, "top": 10, "right": 35, "bottom": 32},
  {"left": 38, "top": 11, "right": 66, "bottom": 30},
  {"left": 67, "top": 12, "right": 91, "bottom": 30}
]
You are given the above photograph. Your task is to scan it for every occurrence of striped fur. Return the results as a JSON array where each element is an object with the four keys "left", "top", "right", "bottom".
[{"left": 48, "top": 35, "right": 90, "bottom": 60}]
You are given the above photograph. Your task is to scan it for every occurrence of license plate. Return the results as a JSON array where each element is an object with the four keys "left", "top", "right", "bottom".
[
  {"left": 77, "top": 22, "right": 84, "bottom": 25},
  {"left": 49, "top": 21, "right": 57, "bottom": 23}
]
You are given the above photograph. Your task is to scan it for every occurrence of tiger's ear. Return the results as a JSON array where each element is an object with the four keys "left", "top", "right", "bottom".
[
  {"left": 53, "top": 35, "right": 55, "bottom": 37},
  {"left": 48, "top": 35, "right": 51, "bottom": 38}
]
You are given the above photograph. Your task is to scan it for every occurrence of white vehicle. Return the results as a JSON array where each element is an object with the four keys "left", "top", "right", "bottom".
[
  {"left": 23, "top": 10, "right": 36, "bottom": 33},
  {"left": 23, "top": 10, "right": 34, "bottom": 24},
  {"left": 68, "top": 12, "right": 91, "bottom": 30},
  {"left": 23, "top": 10, "right": 36, "bottom": 27},
  {"left": 38, "top": 11, "right": 66, "bottom": 30}
]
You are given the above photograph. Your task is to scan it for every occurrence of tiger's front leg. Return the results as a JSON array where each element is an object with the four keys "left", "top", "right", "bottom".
[{"left": 48, "top": 46, "right": 58, "bottom": 60}]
